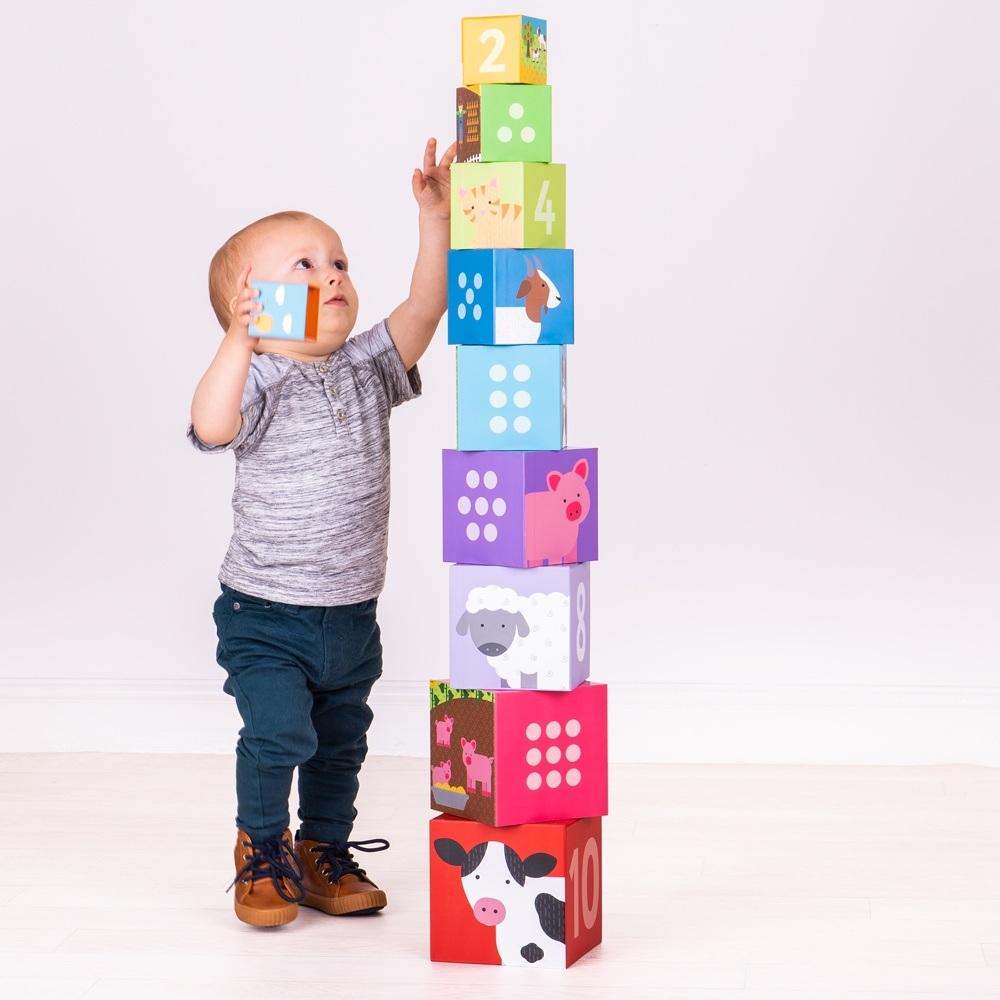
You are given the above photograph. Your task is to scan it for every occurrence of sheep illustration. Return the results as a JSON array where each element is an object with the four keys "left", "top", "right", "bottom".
[
  {"left": 494, "top": 256, "right": 561, "bottom": 345},
  {"left": 455, "top": 585, "right": 570, "bottom": 689}
]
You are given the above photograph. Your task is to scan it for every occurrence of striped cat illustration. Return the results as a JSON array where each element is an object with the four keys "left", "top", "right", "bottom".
[{"left": 458, "top": 178, "right": 524, "bottom": 247}]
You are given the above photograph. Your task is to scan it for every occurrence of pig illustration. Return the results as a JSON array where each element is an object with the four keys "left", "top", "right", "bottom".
[
  {"left": 435, "top": 715, "right": 454, "bottom": 747},
  {"left": 432, "top": 760, "right": 452, "bottom": 785},
  {"left": 525, "top": 458, "right": 591, "bottom": 567},
  {"left": 461, "top": 736, "right": 494, "bottom": 797}
]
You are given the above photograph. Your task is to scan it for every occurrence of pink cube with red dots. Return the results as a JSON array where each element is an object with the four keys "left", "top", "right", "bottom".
[{"left": 429, "top": 680, "right": 608, "bottom": 827}]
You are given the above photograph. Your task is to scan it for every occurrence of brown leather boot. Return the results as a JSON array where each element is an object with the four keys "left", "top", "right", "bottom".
[
  {"left": 295, "top": 835, "right": 389, "bottom": 916},
  {"left": 228, "top": 829, "right": 305, "bottom": 927}
]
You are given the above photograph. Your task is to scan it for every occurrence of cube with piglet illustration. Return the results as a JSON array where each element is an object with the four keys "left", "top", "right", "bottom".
[
  {"left": 429, "top": 680, "right": 607, "bottom": 827},
  {"left": 430, "top": 814, "right": 602, "bottom": 967},
  {"left": 443, "top": 447, "right": 597, "bottom": 567},
  {"left": 448, "top": 249, "right": 574, "bottom": 346}
]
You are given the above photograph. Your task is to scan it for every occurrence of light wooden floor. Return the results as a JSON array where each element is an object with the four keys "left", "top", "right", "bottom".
[{"left": 2, "top": 755, "right": 1000, "bottom": 999}]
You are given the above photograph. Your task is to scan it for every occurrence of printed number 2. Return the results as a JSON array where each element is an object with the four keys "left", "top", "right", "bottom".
[
  {"left": 568, "top": 837, "right": 600, "bottom": 936},
  {"left": 534, "top": 179, "right": 556, "bottom": 236},
  {"left": 479, "top": 28, "right": 506, "bottom": 73}
]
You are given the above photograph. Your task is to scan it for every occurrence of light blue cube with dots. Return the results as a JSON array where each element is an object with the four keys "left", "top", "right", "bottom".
[{"left": 456, "top": 345, "right": 566, "bottom": 451}]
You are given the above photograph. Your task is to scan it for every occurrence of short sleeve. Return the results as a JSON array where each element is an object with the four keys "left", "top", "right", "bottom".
[
  {"left": 342, "top": 318, "right": 422, "bottom": 410},
  {"left": 186, "top": 357, "right": 284, "bottom": 455}
]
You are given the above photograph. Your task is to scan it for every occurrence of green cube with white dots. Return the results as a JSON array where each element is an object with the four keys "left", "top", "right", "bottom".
[{"left": 457, "top": 84, "right": 552, "bottom": 164}]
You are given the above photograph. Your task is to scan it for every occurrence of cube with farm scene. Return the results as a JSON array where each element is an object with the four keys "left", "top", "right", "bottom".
[{"left": 429, "top": 680, "right": 607, "bottom": 827}]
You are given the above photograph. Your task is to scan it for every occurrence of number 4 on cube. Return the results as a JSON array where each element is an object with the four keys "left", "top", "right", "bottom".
[{"left": 451, "top": 161, "right": 566, "bottom": 250}]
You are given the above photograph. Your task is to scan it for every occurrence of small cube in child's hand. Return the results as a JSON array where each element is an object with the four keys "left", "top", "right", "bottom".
[{"left": 249, "top": 281, "right": 320, "bottom": 341}]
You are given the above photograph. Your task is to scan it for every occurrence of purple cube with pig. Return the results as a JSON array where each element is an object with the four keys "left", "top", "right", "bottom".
[
  {"left": 443, "top": 448, "right": 598, "bottom": 568},
  {"left": 450, "top": 563, "right": 591, "bottom": 691}
]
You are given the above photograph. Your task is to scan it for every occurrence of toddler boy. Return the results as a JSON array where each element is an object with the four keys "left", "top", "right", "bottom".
[{"left": 189, "top": 139, "right": 455, "bottom": 927}]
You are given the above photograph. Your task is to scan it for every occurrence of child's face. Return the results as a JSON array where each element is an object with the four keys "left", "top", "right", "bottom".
[{"left": 248, "top": 216, "right": 358, "bottom": 358}]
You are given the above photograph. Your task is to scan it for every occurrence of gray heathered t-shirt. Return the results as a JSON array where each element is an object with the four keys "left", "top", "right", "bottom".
[{"left": 188, "top": 319, "right": 421, "bottom": 606}]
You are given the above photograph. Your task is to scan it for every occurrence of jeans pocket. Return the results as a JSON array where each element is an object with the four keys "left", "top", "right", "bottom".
[{"left": 221, "top": 585, "right": 275, "bottom": 612}]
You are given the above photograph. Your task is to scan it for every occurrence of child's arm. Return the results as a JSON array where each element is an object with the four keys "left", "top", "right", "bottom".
[
  {"left": 387, "top": 138, "right": 457, "bottom": 371},
  {"left": 191, "top": 265, "right": 260, "bottom": 445}
]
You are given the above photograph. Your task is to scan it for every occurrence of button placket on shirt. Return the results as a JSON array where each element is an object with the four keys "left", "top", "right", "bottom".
[{"left": 319, "top": 363, "right": 345, "bottom": 424}]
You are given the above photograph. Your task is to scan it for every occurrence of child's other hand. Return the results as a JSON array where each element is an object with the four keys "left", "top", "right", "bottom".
[
  {"left": 411, "top": 138, "right": 457, "bottom": 222},
  {"left": 226, "top": 264, "right": 261, "bottom": 348}
]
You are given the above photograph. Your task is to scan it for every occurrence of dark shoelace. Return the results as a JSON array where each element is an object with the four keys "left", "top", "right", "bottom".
[
  {"left": 307, "top": 837, "right": 390, "bottom": 884},
  {"left": 227, "top": 834, "right": 306, "bottom": 903}
]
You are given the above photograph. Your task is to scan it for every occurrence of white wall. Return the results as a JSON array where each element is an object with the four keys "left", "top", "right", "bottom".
[{"left": 1, "top": 1, "right": 998, "bottom": 762}]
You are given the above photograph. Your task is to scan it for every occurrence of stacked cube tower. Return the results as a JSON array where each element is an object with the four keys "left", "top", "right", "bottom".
[{"left": 429, "top": 15, "right": 604, "bottom": 969}]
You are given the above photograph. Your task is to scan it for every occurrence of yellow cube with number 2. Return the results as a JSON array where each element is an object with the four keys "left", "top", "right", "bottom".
[{"left": 462, "top": 14, "right": 547, "bottom": 85}]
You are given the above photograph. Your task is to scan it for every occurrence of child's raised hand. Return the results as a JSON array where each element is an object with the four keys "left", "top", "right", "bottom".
[
  {"left": 226, "top": 264, "right": 261, "bottom": 345},
  {"left": 411, "top": 138, "right": 457, "bottom": 221}
]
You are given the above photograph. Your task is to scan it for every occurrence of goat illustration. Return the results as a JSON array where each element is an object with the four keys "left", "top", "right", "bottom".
[{"left": 494, "top": 255, "right": 562, "bottom": 345}]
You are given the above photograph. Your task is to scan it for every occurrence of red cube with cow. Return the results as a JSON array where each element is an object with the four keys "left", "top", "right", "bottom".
[{"left": 430, "top": 814, "right": 602, "bottom": 967}]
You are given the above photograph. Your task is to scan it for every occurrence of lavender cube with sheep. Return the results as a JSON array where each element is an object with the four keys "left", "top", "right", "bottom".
[
  {"left": 448, "top": 249, "right": 574, "bottom": 346},
  {"left": 449, "top": 563, "right": 591, "bottom": 691}
]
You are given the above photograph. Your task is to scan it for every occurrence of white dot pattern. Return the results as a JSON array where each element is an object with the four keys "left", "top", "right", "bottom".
[
  {"left": 521, "top": 717, "right": 589, "bottom": 794},
  {"left": 456, "top": 271, "right": 485, "bottom": 324},
  {"left": 484, "top": 358, "right": 538, "bottom": 438}
]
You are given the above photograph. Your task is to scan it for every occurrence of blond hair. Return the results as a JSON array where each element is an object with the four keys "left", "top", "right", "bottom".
[{"left": 208, "top": 210, "right": 315, "bottom": 329}]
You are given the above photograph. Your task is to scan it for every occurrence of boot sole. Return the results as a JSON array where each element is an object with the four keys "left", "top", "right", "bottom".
[
  {"left": 301, "top": 888, "right": 387, "bottom": 916},
  {"left": 234, "top": 900, "right": 299, "bottom": 927}
]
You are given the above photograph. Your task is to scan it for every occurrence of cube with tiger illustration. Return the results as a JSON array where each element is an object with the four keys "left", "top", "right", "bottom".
[
  {"left": 430, "top": 814, "right": 602, "bottom": 967},
  {"left": 461, "top": 14, "right": 547, "bottom": 86},
  {"left": 429, "top": 680, "right": 607, "bottom": 826},
  {"left": 450, "top": 161, "right": 566, "bottom": 249},
  {"left": 457, "top": 84, "right": 552, "bottom": 164}
]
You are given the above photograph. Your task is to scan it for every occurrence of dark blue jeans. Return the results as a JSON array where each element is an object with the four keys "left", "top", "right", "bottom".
[{"left": 212, "top": 583, "right": 383, "bottom": 844}]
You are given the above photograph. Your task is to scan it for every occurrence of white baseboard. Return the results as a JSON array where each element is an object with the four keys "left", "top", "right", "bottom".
[{"left": 2, "top": 678, "right": 998, "bottom": 765}]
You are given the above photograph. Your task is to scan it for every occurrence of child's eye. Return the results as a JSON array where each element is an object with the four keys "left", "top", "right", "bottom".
[
  {"left": 294, "top": 258, "right": 313, "bottom": 269},
  {"left": 334, "top": 260, "right": 348, "bottom": 272}
]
